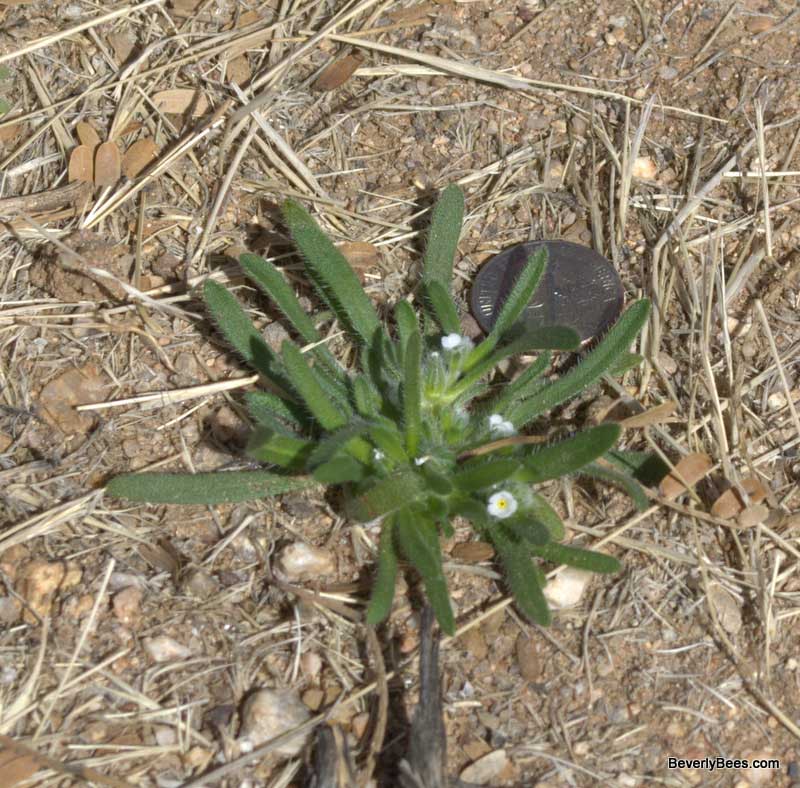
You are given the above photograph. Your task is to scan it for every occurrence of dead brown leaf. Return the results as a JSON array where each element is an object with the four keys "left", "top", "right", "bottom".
[
  {"left": 711, "top": 477, "right": 769, "bottom": 519},
  {"left": 122, "top": 137, "right": 158, "bottom": 178},
  {"left": 94, "top": 141, "right": 121, "bottom": 186},
  {"left": 338, "top": 241, "right": 379, "bottom": 276},
  {"left": 387, "top": 2, "right": 437, "bottom": 23},
  {"left": 451, "top": 542, "right": 494, "bottom": 562},
  {"left": 68, "top": 145, "right": 94, "bottom": 183},
  {"left": 659, "top": 452, "right": 713, "bottom": 500},
  {"left": 313, "top": 52, "right": 364, "bottom": 91},
  {"left": 153, "top": 88, "right": 210, "bottom": 115},
  {"left": 618, "top": 401, "right": 678, "bottom": 429},
  {"left": 226, "top": 54, "right": 251, "bottom": 86},
  {"left": 75, "top": 120, "right": 101, "bottom": 149},
  {"left": 108, "top": 32, "right": 136, "bottom": 64}
]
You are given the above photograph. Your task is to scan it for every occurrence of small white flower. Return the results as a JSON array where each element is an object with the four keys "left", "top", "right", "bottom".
[
  {"left": 440, "top": 333, "right": 473, "bottom": 352},
  {"left": 487, "top": 490, "right": 518, "bottom": 519},
  {"left": 372, "top": 449, "right": 385, "bottom": 461},
  {"left": 430, "top": 351, "right": 440, "bottom": 358},
  {"left": 414, "top": 456, "right": 430, "bottom": 466},
  {"left": 488, "top": 413, "right": 516, "bottom": 437}
]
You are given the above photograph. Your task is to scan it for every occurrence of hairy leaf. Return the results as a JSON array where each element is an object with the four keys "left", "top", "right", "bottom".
[
  {"left": 282, "top": 200, "right": 382, "bottom": 345},
  {"left": 580, "top": 462, "right": 650, "bottom": 511},
  {"left": 529, "top": 493, "right": 566, "bottom": 540},
  {"left": 313, "top": 456, "right": 366, "bottom": 484},
  {"left": 403, "top": 330, "right": 422, "bottom": 456},
  {"left": 106, "top": 470, "right": 314, "bottom": 504},
  {"left": 245, "top": 391, "right": 307, "bottom": 431},
  {"left": 394, "top": 299, "right": 420, "bottom": 353},
  {"left": 532, "top": 542, "right": 621, "bottom": 574},
  {"left": 424, "top": 279, "right": 461, "bottom": 335},
  {"left": 491, "top": 524, "right": 551, "bottom": 626},
  {"left": 246, "top": 427, "right": 314, "bottom": 469},
  {"left": 346, "top": 471, "right": 427, "bottom": 522},
  {"left": 516, "top": 423, "right": 622, "bottom": 483},
  {"left": 395, "top": 509, "right": 454, "bottom": 634},
  {"left": 454, "top": 458, "right": 520, "bottom": 492},
  {"left": 423, "top": 184, "right": 464, "bottom": 292},
  {"left": 505, "top": 516, "right": 551, "bottom": 546},
  {"left": 366, "top": 518, "right": 399, "bottom": 626},
  {"left": 508, "top": 299, "right": 650, "bottom": 427}
]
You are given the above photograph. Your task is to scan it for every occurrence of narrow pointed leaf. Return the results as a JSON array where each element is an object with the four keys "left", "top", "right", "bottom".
[
  {"left": 605, "top": 449, "right": 670, "bottom": 485},
  {"left": 246, "top": 427, "right": 314, "bottom": 469},
  {"left": 605, "top": 351, "right": 644, "bottom": 377},
  {"left": 106, "top": 470, "right": 314, "bottom": 504},
  {"left": 516, "top": 424, "right": 622, "bottom": 483},
  {"left": 352, "top": 375, "right": 380, "bottom": 418},
  {"left": 420, "top": 463, "right": 453, "bottom": 496},
  {"left": 423, "top": 184, "right": 464, "bottom": 291},
  {"left": 245, "top": 391, "right": 308, "bottom": 430},
  {"left": 313, "top": 456, "right": 366, "bottom": 484},
  {"left": 346, "top": 471, "right": 426, "bottom": 522},
  {"left": 508, "top": 299, "right": 650, "bottom": 427},
  {"left": 368, "top": 422, "right": 407, "bottom": 464},
  {"left": 505, "top": 517, "right": 550, "bottom": 546},
  {"left": 394, "top": 509, "right": 454, "bottom": 634},
  {"left": 530, "top": 493, "right": 566, "bottom": 540},
  {"left": 280, "top": 339, "right": 346, "bottom": 431},
  {"left": 491, "top": 524, "right": 551, "bottom": 626},
  {"left": 424, "top": 279, "right": 461, "bottom": 334},
  {"left": 403, "top": 330, "right": 422, "bottom": 456},
  {"left": 366, "top": 518, "right": 399, "bottom": 626},
  {"left": 467, "top": 248, "right": 547, "bottom": 368},
  {"left": 203, "top": 280, "right": 284, "bottom": 380},
  {"left": 307, "top": 423, "right": 371, "bottom": 466},
  {"left": 281, "top": 200, "right": 382, "bottom": 345},
  {"left": 454, "top": 458, "right": 520, "bottom": 492},
  {"left": 485, "top": 351, "right": 551, "bottom": 417},
  {"left": 240, "top": 252, "right": 344, "bottom": 379},
  {"left": 580, "top": 462, "right": 650, "bottom": 511},
  {"left": 394, "top": 299, "right": 420, "bottom": 352},
  {"left": 532, "top": 542, "right": 621, "bottom": 574}
]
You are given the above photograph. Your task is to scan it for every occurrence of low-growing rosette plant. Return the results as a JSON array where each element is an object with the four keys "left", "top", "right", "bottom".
[{"left": 107, "top": 185, "right": 652, "bottom": 634}]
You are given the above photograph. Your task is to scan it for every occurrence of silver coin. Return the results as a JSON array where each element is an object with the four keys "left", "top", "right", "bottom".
[{"left": 470, "top": 241, "right": 624, "bottom": 343}]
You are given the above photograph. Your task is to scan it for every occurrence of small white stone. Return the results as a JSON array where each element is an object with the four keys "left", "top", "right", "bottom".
[
  {"left": 276, "top": 543, "right": 335, "bottom": 582},
  {"left": 460, "top": 749, "right": 509, "bottom": 785},
  {"left": 767, "top": 391, "right": 787, "bottom": 410},
  {"left": 154, "top": 724, "right": 177, "bottom": 747},
  {"left": 631, "top": 156, "right": 657, "bottom": 180},
  {"left": 143, "top": 636, "right": 192, "bottom": 663},
  {"left": 238, "top": 689, "right": 311, "bottom": 757},
  {"left": 543, "top": 568, "right": 592, "bottom": 608}
]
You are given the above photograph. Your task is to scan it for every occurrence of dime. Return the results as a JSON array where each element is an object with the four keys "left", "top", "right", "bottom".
[{"left": 470, "top": 241, "right": 624, "bottom": 343}]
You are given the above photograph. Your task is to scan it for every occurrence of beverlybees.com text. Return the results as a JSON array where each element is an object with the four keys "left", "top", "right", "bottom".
[{"left": 668, "top": 756, "right": 781, "bottom": 771}]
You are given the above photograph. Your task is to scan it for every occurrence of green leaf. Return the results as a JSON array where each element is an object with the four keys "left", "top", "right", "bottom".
[
  {"left": 529, "top": 493, "right": 565, "bottom": 540},
  {"left": 403, "top": 330, "right": 422, "bottom": 456},
  {"left": 605, "top": 449, "right": 670, "bottom": 486},
  {"left": 245, "top": 391, "right": 308, "bottom": 431},
  {"left": 246, "top": 427, "right": 314, "bottom": 470},
  {"left": 346, "top": 471, "right": 427, "bottom": 522},
  {"left": 352, "top": 375, "right": 381, "bottom": 418},
  {"left": 366, "top": 519, "right": 399, "bottom": 626},
  {"left": 453, "top": 458, "right": 520, "bottom": 492},
  {"left": 240, "top": 253, "right": 344, "bottom": 379},
  {"left": 516, "top": 424, "right": 622, "bottom": 483},
  {"left": 425, "top": 496, "right": 449, "bottom": 522},
  {"left": 505, "top": 516, "right": 550, "bottom": 546},
  {"left": 491, "top": 524, "right": 551, "bottom": 626},
  {"left": 508, "top": 299, "right": 650, "bottom": 428},
  {"left": 313, "top": 456, "right": 366, "bottom": 484},
  {"left": 0, "top": 98, "right": 10, "bottom": 117},
  {"left": 423, "top": 184, "right": 464, "bottom": 292},
  {"left": 394, "top": 299, "right": 419, "bottom": 353},
  {"left": 485, "top": 351, "right": 551, "bottom": 416},
  {"left": 532, "top": 542, "right": 621, "bottom": 574},
  {"left": 580, "top": 462, "right": 650, "bottom": 511},
  {"left": 280, "top": 340, "right": 347, "bottom": 431},
  {"left": 106, "top": 470, "right": 314, "bottom": 505},
  {"left": 605, "top": 351, "right": 644, "bottom": 377},
  {"left": 0, "top": 66, "right": 12, "bottom": 81},
  {"left": 281, "top": 200, "right": 382, "bottom": 345},
  {"left": 394, "top": 509, "right": 454, "bottom": 634},
  {"left": 424, "top": 279, "right": 461, "bottom": 335},
  {"left": 307, "top": 423, "right": 371, "bottom": 466},
  {"left": 203, "top": 280, "right": 284, "bottom": 381},
  {"left": 367, "top": 422, "right": 407, "bottom": 464},
  {"left": 419, "top": 463, "right": 453, "bottom": 496},
  {"left": 467, "top": 248, "right": 547, "bottom": 368}
]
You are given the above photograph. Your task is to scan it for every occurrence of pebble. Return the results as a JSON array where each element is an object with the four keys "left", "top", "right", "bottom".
[
  {"left": 460, "top": 749, "right": 509, "bottom": 785},
  {"left": 746, "top": 16, "right": 773, "bottom": 34},
  {"left": 706, "top": 583, "right": 742, "bottom": 635},
  {"left": 543, "top": 568, "right": 592, "bottom": 608},
  {"left": 181, "top": 570, "right": 219, "bottom": 599},
  {"left": 113, "top": 586, "right": 143, "bottom": 628},
  {"left": 515, "top": 634, "right": 541, "bottom": 681},
  {"left": 631, "top": 156, "right": 657, "bottom": 180},
  {"left": 741, "top": 751, "right": 776, "bottom": 785},
  {"left": 0, "top": 596, "right": 21, "bottom": 624},
  {"left": 351, "top": 712, "right": 370, "bottom": 740},
  {"left": 768, "top": 392, "right": 787, "bottom": 410},
  {"left": 19, "top": 561, "right": 65, "bottom": 623},
  {"left": 238, "top": 689, "right": 311, "bottom": 757},
  {"left": 143, "top": 636, "right": 193, "bottom": 663},
  {"left": 659, "top": 65, "right": 678, "bottom": 81},
  {"left": 275, "top": 543, "right": 335, "bottom": 582},
  {"left": 154, "top": 725, "right": 177, "bottom": 747},
  {"left": 301, "top": 687, "right": 324, "bottom": 711},
  {"left": 300, "top": 651, "right": 322, "bottom": 682}
]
